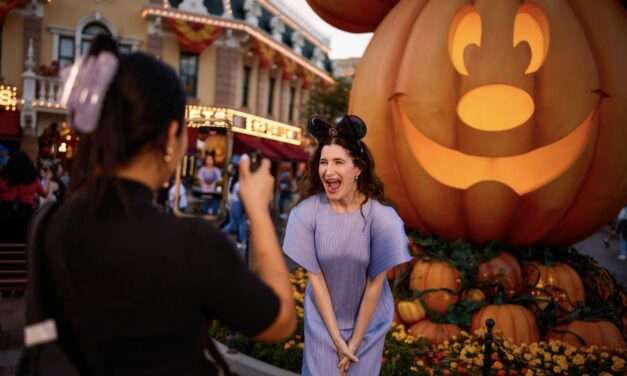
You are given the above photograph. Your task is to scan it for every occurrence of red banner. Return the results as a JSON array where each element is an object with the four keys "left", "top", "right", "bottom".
[
  {"left": 300, "top": 68, "right": 315, "bottom": 89},
  {"left": 278, "top": 55, "right": 297, "bottom": 81},
  {"left": 0, "top": 0, "right": 24, "bottom": 26},
  {"left": 254, "top": 41, "right": 276, "bottom": 70},
  {"left": 166, "top": 18, "right": 224, "bottom": 54}
]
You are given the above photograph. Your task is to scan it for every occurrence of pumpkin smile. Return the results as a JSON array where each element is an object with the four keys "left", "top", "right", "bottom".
[{"left": 392, "top": 95, "right": 599, "bottom": 196}]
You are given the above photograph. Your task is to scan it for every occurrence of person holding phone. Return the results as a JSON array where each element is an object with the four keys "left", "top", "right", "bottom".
[
  {"left": 37, "top": 34, "right": 295, "bottom": 375},
  {"left": 283, "top": 115, "right": 411, "bottom": 375}
]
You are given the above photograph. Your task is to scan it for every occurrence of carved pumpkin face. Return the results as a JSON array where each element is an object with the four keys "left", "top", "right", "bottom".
[{"left": 334, "top": 0, "right": 627, "bottom": 245}]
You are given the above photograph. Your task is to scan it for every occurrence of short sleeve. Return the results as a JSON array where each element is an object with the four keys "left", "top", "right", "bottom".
[
  {"left": 283, "top": 199, "right": 321, "bottom": 274},
  {"left": 367, "top": 204, "right": 412, "bottom": 279},
  {"left": 188, "top": 220, "right": 280, "bottom": 337}
]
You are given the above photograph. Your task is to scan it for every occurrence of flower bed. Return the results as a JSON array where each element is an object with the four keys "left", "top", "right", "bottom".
[{"left": 210, "top": 235, "right": 627, "bottom": 375}]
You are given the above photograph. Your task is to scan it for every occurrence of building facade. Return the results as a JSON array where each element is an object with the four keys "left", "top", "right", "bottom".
[{"left": 0, "top": 0, "right": 333, "bottom": 160}]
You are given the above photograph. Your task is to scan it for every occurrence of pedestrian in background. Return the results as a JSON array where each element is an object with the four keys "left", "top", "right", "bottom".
[
  {"left": 197, "top": 153, "right": 221, "bottom": 215},
  {"left": 222, "top": 159, "right": 248, "bottom": 250},
  {"left": 0, "top": 151, "right": 47, "bottom": 242}
]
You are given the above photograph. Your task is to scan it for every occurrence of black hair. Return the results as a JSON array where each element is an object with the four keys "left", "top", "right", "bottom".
[
  {"left": 69, "top": 34, "right": 186, "bottom": 205},
  {"left": 0, "top": 151, "right": 38, "bottom": 186}
]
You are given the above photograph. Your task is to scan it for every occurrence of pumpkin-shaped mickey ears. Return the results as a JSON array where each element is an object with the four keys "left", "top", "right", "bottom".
[
  {"left": 306, "top": 0, "right": 400, "bottom": 33},
  {"left": 337, "top": 114, "right": 367, "bottom": 140},
  {"left": 308, "top": 115, "right": 332, "bottom": 141}
]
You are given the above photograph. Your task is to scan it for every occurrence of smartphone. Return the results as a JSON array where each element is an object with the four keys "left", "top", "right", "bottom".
[{"left": 249, "top": 150, "right": 262, "bottom": 173}]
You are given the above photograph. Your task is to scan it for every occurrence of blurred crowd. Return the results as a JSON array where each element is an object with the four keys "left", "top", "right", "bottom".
[{"left": 0, "top": 149, "right": 71, "bottom": 243}]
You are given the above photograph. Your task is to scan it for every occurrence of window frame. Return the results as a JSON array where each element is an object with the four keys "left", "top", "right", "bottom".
[
  {"left": 241, "top": 65, "right": 252, "bottom": 108},
  {"left": 267, "top": 76, "right": 276, "bottom": 115},
  {"left": 180, "top": 52, "right": 200, "bottom": 97},
  {"left": 58, "top": 35, "right": 75, "bottom": 69}
]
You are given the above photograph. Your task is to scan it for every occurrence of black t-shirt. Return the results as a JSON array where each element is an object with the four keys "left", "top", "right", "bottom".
[{"left": 42, "top": 178, "right": 280, "bottom": 375}]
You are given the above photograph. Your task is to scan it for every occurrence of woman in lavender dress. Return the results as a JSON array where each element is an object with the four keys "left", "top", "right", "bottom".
[{"left": 283, "top": 115, "right": 412, "bottom": 376}]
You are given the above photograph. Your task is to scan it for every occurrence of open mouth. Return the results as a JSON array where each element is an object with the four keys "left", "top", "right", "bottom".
[
  {"left": 391, "top": 95, "right": 599, "bottom": 196},
  {"left": 324, "top": 178, "right": 342, "bottom": 195}
]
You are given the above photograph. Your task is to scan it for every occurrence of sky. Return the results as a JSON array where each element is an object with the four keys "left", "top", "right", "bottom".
[{"left": 280, "top": 0, "right": 373, "bottom": 59}]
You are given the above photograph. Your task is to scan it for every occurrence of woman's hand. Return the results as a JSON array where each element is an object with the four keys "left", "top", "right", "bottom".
[
  {"left": 335, "top": 340, "right": 359, "bottom": 367},
  {"left": 337, "top": 337, "right": 361, "bottom": 374},
  {"left": 238, "top": 154, "right": 273, "bottom": 217}
]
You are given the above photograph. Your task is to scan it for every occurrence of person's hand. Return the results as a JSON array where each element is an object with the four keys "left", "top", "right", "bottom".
[
  {"left": 337, "top": 337, "right": 361, "bottom": 374},
  {"left": 335, "top": 338, "right": 358, "bottom": 375},
  {"left": 238, "top": 154, "right": 274, "bottom": 216}
]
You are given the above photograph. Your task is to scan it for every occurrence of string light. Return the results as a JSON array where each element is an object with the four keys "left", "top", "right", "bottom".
[{"left": 0, "top": 85, "right": 18, "bottom": 111}]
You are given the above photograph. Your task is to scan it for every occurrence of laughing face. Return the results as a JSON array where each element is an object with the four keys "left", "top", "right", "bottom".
[{"left": 319, "top": 144, "right": 361, "bottom": 202}]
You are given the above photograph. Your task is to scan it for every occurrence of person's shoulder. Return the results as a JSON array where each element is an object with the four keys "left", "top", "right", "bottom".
[
  {"left": 370, "top": 199, "right": 403, "bottom": 225},
  {"left": 292, "top": 194, "right": 321, "bottom": 212},
  {"left": 288, "top": 194, "right": 321, "bottom": 222}
]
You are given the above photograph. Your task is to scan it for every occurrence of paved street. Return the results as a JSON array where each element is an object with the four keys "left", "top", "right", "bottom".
[{"left": 1, "top": 226, "right": 626, "bottom": 375}]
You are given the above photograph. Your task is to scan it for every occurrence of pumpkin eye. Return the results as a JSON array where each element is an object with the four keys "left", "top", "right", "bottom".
[
  {"left": 448, "top": 6, "right": 482, "bottom": 76},
  {"left": 513, "top": 3, "right": 550, "bottom": 74}
]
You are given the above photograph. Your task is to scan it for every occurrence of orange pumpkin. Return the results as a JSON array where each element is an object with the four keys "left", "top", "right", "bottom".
[
  {"left": 463, "top": 288, "right": 486, "bottom": 302},
  {"left": 478, "top": 252, "right": 523, "bottom": 298},
  {"left": 397, "top": 300, "right": 427, "bottom": 324},
  {"left": 408, "top": 320, "right": 461, "bottom": 345},
  {"left": 337, "top": 0, "right": 627, "bottom": 245},
  {"left": 305, "top": 0, "right": 399, "bottom": 33},
  {"left": 410, "top": 260, "right": 461, "bottom": 314},
  {"left": 525, "top": 262, "right": 585, "bottom": 312},
  {"left": 471, "top": 304, "right": 539, "bottom": 344},
  {"left": 546, "top": 320, "right": 625, "bottom": 348},
  {"left": 387, "top": 262, "right": 410, "bottom": 280}
]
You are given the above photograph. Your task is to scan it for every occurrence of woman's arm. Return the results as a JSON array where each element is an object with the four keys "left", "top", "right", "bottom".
[
  {"left": 338, "top": 273, "right": 387, "bottom": 372},
  {"left": 238, "top": 156, "right": 296, "bottom": 342},
  {"left": 309, "top": 271, "right": 359, "bottom": 363}
]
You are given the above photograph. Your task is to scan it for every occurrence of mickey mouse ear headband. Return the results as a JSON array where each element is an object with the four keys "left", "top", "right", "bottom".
[
  {"left": 307, "top": 114, "right": 367, "bottom": 143},
  {"left": 58, "top": 51, "right": 119, "bottom": 134}
]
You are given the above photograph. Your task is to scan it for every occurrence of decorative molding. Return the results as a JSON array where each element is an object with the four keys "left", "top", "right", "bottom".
[
  {"left": 291, "top": 31, "right": 304, "bottom": 55},
  {"left": 312, "top": 47, "right": 325, "bottom": 69},
  {"left": 148, "top": 16, "right": 163, "bottom": 36},
  {"left": 177, "top": 0, "right": 209, "bottom": 15},
  {"left": 141, "top": 6, "right": 334, "bottom": 84},
  {"left": 257, "top": 0, "right": 330, "bottom": 53},
  {"left": 269, "top": 16, "right": 285, "bottom": 42},
  {"left": 243, "top": 0, "right": 261, "bottom": 27}
]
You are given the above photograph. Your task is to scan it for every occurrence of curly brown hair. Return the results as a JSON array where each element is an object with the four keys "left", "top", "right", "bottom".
[{"left": 299, "top": 135, "right": 385, "bottom": 208}]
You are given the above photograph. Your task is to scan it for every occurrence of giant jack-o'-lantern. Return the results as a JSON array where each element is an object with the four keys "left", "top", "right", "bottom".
[{"left": 310, "top": 0, "right": 627, "bottom": 245}]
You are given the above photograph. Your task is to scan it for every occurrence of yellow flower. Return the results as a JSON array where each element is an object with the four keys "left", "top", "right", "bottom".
[
  {"left": 600, "top": 352, "right": 609, "bottom": 359},
  {"left": 297, "top": 342, "right": 304, "bottom": 349},
  {"left": 450, "top": 362, "right": 457, "bottom": 369},
  {"left": 544, "top": 352, "right": 552, "bottom": 362},
  {"left": 525, "top": 370, "right": 534, "bottom": 376},
  {"left": 492, "top": 361, "right": 503, "bottom": 369},
  {"left": 572, "top": 354, "right": 585, "bottom": 366},
  {"left": 553, "top": 366, "right": 562, "bottom": 374}
]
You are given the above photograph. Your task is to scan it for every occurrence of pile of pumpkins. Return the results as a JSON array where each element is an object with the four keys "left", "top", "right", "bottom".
[{"left": 390, "top": 250, "right": 627, "bottom": 348}]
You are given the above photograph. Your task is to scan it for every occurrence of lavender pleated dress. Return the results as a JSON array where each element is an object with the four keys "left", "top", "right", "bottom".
[{"left": 283, "top": 194, "right": 412, "bottom": 376}]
